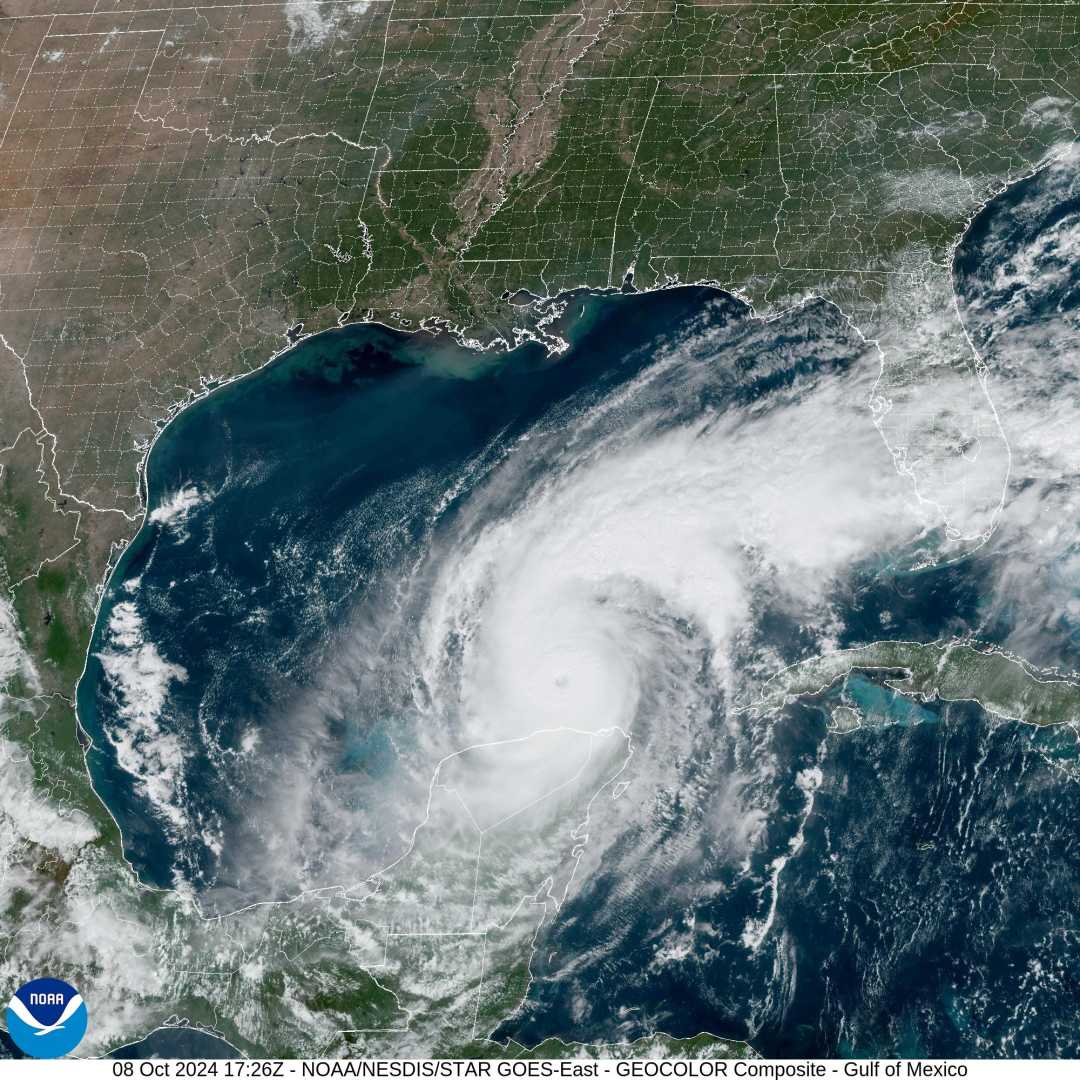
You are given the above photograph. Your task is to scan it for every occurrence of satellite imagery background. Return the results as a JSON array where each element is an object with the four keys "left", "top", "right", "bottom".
[{"left": 0, "top": 0, "right": 1079, "bottom": 1061}]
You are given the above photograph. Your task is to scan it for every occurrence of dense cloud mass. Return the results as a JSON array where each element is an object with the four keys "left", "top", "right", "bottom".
[{"left": 74, "top": 151, "right": 1080, "bottom": 1056}]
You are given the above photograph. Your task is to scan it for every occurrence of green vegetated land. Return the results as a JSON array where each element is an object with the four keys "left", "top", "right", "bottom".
[
  {"left": 750, "top": 640, "right": 1080, "bottom": 728},
  {"left": 344, "top": 1, "right": 1080, "bottom": 326}
]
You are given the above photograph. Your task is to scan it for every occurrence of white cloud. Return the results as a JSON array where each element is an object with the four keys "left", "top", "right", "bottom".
[
  {"left": 218, "top": 300, "right": 937, "bottom": 915},
  {"left": 285, "top": 0, "right": 371, "bottom": 53},
  {"left": 148, "top": 484, "right": 205, "bottom": 540},
  {"left": 95, "top": 602, "right": 190, "bottom": 835},
  {"left": 885, "top": 168, "right": 975, "bottom": 217},
  {"left": 419, "top": 327, "right": 924, "bottom": 753},
  {"left": 870, "top": 256, "right": 1011, "bottom": 547},
  {"left": 0, "top": 602, "right": 95, "bottom": 909},
  {"left": 0, "top": 596, "right": 39, "bottom": 693},
  {"left": 0, "top": 731, "right": 97, "bottom": 864},
  {"left": 954, "top": 146, "right": 1080, "bottom": 666},
  {"left": 1021, "top": 96, "right": 1079, "bottom": 130}
]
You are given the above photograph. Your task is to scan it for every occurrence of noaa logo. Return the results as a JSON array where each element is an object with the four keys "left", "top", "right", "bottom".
[{"left": 5, "top": 978, "right": 87, "bottom": 1058}]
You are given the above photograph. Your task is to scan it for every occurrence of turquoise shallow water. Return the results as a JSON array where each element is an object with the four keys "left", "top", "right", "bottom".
[{"left": 76, "top": 157, "right": 1080, "bottom": 1056}]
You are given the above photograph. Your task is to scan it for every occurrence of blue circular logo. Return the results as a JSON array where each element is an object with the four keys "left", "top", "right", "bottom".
[{"left": 5, "top": 978, "right": 87, "bottom": 1059}]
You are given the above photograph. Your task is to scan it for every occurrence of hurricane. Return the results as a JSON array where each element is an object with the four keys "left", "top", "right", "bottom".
[{"left": 76, "top": 152, "right": 1080, "bottom": 1056}]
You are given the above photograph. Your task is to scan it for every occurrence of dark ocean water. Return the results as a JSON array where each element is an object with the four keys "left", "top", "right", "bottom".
[
  {"left": 79, "top": 286, "right": 783, "bottom": 891},
  {"left": 77, "top": 159, "right": 1080, "bottom": 1056},
  {"left": 0, "top": 1026, "right": 239, "bottom": 1063},
  {"left": 109, "top": 1028, "right": 241, "bottom": 1060}
]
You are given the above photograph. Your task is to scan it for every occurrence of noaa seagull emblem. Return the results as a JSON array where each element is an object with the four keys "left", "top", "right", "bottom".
[{"left": 5, "top": 978, "right": 87, "bottom": 1058}]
